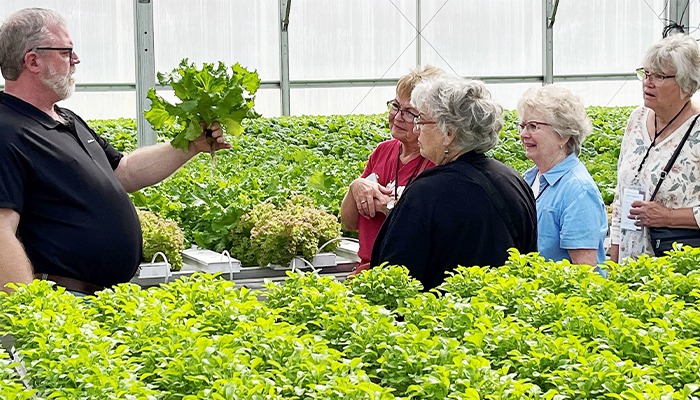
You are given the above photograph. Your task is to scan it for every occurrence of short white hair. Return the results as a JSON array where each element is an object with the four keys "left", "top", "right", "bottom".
[
  {"left": 642, "top": 33, "right": 700, "bottom": 96},
  {"left": 517, "top": 85, "right": 592, "bottom": 156}
]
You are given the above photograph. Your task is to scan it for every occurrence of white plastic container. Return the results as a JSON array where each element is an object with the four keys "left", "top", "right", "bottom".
[
  {"left": 138, "top": 261, "right": 171, "bottom": 278},
  {"left": 182, "top": 248, "right": 242, "bottom": 274}
]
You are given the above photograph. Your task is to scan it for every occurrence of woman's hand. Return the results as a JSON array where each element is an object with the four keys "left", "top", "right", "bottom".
[
  {"left": 629, "top": 200, "right": 670, "bottom": 227},
  {"left": 350, "top": 178, "right": 392, "bottom": 218},
  {"left": 609, "top": 244, "right": 619, "bottom": 263},
  {"left": 374, "top": 193, "right": 395, "bottom": 216}
]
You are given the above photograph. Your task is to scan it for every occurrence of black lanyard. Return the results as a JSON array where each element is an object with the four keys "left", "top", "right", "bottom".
[
  {"left": 636, "top": 101, "right": 690, "bottom": 177},
  {"left": 649, "top": 114, "right": 700, "bottom": 201},
  {"left": 530, "top": 174, "right": 549, "bottom": 200}
]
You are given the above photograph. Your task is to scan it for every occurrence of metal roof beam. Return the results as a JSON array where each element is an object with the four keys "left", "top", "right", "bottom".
[
  {"left": 542, "top": 0, "right": 558, "bottom": 85},
  {"left": 279, "top": 0, "right": 291, "bottom": 115},
  {"left": 668, "top": 0, "right": 690, "bottom": 32},
  {"left": 134, "top": 0, "right": 157, "bottom": 146}
]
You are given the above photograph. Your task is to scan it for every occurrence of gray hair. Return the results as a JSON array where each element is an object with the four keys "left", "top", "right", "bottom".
[
  {"left": 411, "top": 75, "right": 503, "bottom": 154},
  {"left": 0, "top": 8, "right": 66, "bottom": 81},
  {"left": 517, "top": 85, "right": 592, "bottom": 156},
  {"left": 641, "top": 33, "right": 700, "bottom": 96}
]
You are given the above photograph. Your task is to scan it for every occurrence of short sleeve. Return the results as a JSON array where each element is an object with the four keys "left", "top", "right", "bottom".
[
  {"left": 0, "top": 136, "right": 29, "bottom": 213},
  {"left": 559, "top": 188, "right": 607, "bottom": 249},
  {"left": 94, "top": 132, "right": 124, "bottom": 170}
]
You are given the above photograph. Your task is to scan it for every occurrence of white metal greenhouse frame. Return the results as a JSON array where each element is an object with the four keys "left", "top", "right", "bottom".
[{"left": 0, "top": 0, "right": 695, "bottom": 146}]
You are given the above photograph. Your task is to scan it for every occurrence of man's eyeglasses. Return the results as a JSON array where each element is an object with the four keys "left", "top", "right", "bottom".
[
  {"left": 635, "top": 68, "right": 675, "bottom": 83},
  {"left": 518, "top": 121, "right": 551, "bottom": 133},
  {"left": 31, "top": 46, "right": 74, "bottom": 61},
  {"left": 387, "top": 100, "right": 419, "bottom": 120}
]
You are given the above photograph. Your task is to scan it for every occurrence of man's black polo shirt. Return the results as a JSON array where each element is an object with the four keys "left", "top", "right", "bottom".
[{"left": 0, "top": 92, "right": 142, "bottom": 287}]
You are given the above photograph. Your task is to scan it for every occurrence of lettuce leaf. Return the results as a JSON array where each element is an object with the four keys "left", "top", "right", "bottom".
[{"left": 145, "top": 59, "right": 260, "bottom": 151}]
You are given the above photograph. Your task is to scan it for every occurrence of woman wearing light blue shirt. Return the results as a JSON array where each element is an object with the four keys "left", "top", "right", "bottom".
[{"left": 518, "top": 85, "right": 608, "bottom": 266}]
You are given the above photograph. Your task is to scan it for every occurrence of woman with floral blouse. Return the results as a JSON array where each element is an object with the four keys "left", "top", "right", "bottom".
[{"left": 611, "top": 33, "right": 700, "bottom": 261}]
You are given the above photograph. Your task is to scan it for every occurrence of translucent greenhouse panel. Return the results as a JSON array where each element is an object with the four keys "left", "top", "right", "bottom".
[
  {"left": 248, "top": 88, "right": 283, "bottom": 117},
  {"left": 292, "top": 80, "right": 644, "bottom": 117},
  {"left": 486, "top": 82, "right": 544, "bottom": 111},
  {"left": 554, "top": 0, "right": 668, "bottom": 75},
  {"left": 418, "top": 0, "right": 541, "bottom": 77},
  {"left": 289, "top": 82, "right": 542, "bottom": 115},
  {"left": 152, "top": 0, "right": 279, "bottom": 80},
  {"left": 554, "top": 81, "right": 643, "bottom": 108},
  {"left": 1, "top": 0, "right": 135, "bottom": 84},
  {"left": 691, "top": 2, "right": 700, "bottom": 41},
  {"left": 289, "top": 0, "right": 418, "bottom": 80},
  {"left": 58, "top": 92, "right": 137, "bottom": 121},
  {"left": 290, "top": 86, "right": 398, "bottom": 116}
]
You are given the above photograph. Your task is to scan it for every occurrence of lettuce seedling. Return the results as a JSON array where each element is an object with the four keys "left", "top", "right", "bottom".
[
  {"left": 145, "top": 59, "right": 260, "bottom": 152},
  {"left": 138, "top": 209, "right": 185, "bottom": 270}
]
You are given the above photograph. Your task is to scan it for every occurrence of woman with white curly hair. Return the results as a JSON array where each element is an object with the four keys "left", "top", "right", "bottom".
[
  {"left": 518, "top": 85, "right": 607, "bottom": 267},
  {"left": 370, "top": 74, "right": 537, "bottom": 290}
]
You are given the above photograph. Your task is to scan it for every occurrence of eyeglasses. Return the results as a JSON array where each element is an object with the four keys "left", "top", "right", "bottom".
[
  {"left": 412, "top": 114, "right": 437, "bottom": 130},
  {"left": 387, "top": 100, "right": 419, "bottom": 120},
  {"left": 518, "top": 121, "right": 551, "bottom": 133},
  {"left": 635, "top": 68, "right": 675, "bottom": 83},
  {"left": 31, "top": 46, "right": 74, "bottom": 61}
]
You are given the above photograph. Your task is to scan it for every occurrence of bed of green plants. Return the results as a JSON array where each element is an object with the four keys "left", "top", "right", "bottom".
[
  {"left": 91, "top": 107, "right": 631, "bottom": 263},
  {"left": 1, "top": 246, "right": 699, "bottom": 398}
]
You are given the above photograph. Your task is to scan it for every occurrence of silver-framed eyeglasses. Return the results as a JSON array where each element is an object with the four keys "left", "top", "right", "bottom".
[
  {"left": 413, "top": 114, "right": 437, "bottom": 130},
  {"left": 31, "top": 46, "right": 74, "bottom": 61},
  {"left": 387, "top": 100, "right": 419, "bottom": 120},
  {"left": 518, "top": 121, "right": 551, "bottom": 133},
  {"left": 635, "top": 68, "right": 675, "bottom": 83}
]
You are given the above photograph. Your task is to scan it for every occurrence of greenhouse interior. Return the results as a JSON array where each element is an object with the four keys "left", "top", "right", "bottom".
[{"left": 2, "top": 0, "right": 700, "bottom": 398}]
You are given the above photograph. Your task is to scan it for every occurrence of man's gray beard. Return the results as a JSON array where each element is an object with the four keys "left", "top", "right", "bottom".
[{"left": 42, "top": 64, "right": 75, "bottom": 101}]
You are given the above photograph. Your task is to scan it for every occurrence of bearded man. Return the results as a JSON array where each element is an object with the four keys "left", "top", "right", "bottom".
[{"left": 0, "top": 8, "right": 228, "bottom": 295}]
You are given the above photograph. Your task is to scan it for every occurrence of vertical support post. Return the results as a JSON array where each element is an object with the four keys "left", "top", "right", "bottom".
[
  {"left": 668, "top": 0, "right": 690, "bottom": 33},
  {"left": 134, "top": 0, "right": 157, "bottom": 146},
  {"left": 542, "top": 0, "right": 555, "bottom": 85},
  {"left": 416, "top": 0, "right": 422, "bottom": 67},
  {"left": 279, "top": 0, "right": 291, "bottom": 116}
]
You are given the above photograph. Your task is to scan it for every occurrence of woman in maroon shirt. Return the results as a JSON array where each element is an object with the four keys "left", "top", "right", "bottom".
[{"left": 340, "top": 65, "right": 443, "bottom": 272}]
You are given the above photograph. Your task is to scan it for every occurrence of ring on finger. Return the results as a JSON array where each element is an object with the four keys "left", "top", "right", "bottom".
[{"left": 360, "top": 200, "right": 367, "bottom": 204}]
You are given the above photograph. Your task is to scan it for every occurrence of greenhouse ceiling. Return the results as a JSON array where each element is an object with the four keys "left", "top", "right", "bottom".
[{"left": 0, "top": 0, "right": 697, "bottom": 145}]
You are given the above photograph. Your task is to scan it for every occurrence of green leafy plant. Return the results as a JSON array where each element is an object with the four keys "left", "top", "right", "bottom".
[
  {"left": 88, "top": 106, "right": 630, "bottom": 259},
  {"left": 138, "top": 209, "right": 185, "bottom": 270},
  {"left": 0, "top": 350, "right": 37, "bottom": 399},
  {"left": 345, "top": 263, "right": 423, "bottom": 311},
  {"left": 144, "top": 58, "right": 260, "bottom": 151},
  {"left": 2, "top": 247, "right": 700, "bottom": 398},
  {"left": 245, "top": 195, "right": 341, "bottom": 266}
]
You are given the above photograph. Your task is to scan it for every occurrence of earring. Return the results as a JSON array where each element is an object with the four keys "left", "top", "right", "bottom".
[{"left": 444, "top": 148, "right": 449, "bottom": 156}]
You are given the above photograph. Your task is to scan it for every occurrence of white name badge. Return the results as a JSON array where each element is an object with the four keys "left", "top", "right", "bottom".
[{"left": 621, "top": 187, "right": 645, "bottom": 231}]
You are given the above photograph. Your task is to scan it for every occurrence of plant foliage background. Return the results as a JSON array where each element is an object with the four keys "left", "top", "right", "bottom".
[
  {"left": 1, "top": 247, "right": 699, "bottom": 398},
  {"left": 91, "top": 107, "right": 631, "bottom": 264}
]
